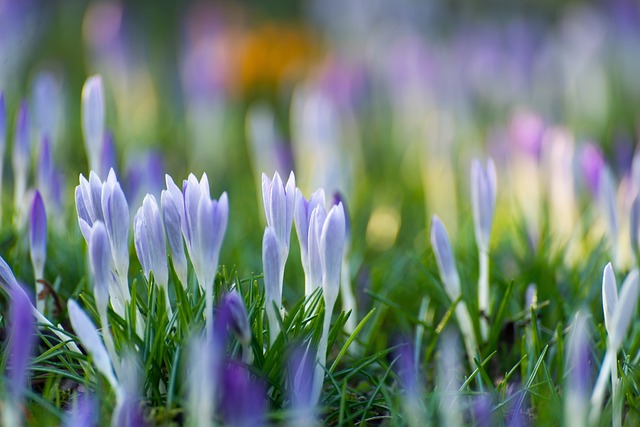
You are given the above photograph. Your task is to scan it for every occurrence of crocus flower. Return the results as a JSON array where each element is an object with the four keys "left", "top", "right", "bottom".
[
  {"left": 564, "top": 312, "right": 591, "bottom": 427},
  {"left": 187, "top": 335, "right": 221, "bottom": 427},
  {"left": 220, "top": 290, "right": 252, "bottom": 362},
  {"left": 430, "top": 215, "right": 477, "bottom": 363},
  {"left": 182, "top": 173, "right": 228, "bottom": 335},
  {"left": 89, "top": 221, "right": 120, "bottom": 372},
  {"left": 395, "top": 341, "right": 426, "bottom": 427},
  {"left": 311, "top": 202, "right": 346, "bottom": 405},
  {"left": 65, "top": 395, "right": 97, "bottom": 427},
  {"left": 13, "top": 100, "right": 30, "bottom": 223},
  {"left": 262, "top": 171, "right": 296, "bottom": 270},
  {"left": 29, "top": 191, "right": 47, "bottom": 312},
  {"left": 0, "top": 256, "right": 82, "bottom": 355},
  {"left": 160, "top": 176, "right": 188, "bottom": 287},
  {"left": 590, "top": 265, "right": 639, "bottom": 425},
  {"left": 112, "top": 354, "right": 145, "bottom": 427},
  {"left": 134, "top": 194, "right": 170, "bottom": 315},
  {"left": 37, "top": 136, "right": 54, "bottom": 208},
  {"left": 5, "top": 283, "right": 37, "bottom": 427},
  {"left": 471, "top": 158, "right": 497, "bottom": 252},
  {"left": 101, "top": 169, "right": 130, "bottom": 287},
  {"left": 82, "top": 75, "right": 105, "bottom": 173},
  {"left": 598, "top": 166, "right": 619, "bottom": 264},
  {"left": 470, "top": 157, "right": 497, "bottom": 341},
  {"left": 437, "top": 328, "right": 463, "bottom": 427},
  {"left": 220, "top": 362, "right": 266, "bottom": 427},
  {"left": 331, "top": 192, "right": 358, "bottom": 339},
  {"left": 294, "top": 188, "right": 326, "bottom": 296},
  {"left": 263, "top": 226, "right": 282, "bottom": 345},
  {"left": 288, "top": 345, "right": 316, "bottom": 427},
  {"left": 67, "top": 299, "right": 119, "bottom": 391}
]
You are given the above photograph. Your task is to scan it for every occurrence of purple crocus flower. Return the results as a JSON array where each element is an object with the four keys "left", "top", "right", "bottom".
[
  {"left": 262, "top": 171, "right": 296, "bottom": 265},
  {"left": 101, "top": 169, "right": 130, "bottom": 285},
  {"left": 220, "top": 362, "right": 265, "bottom": 427},
  {"left": 288, "top": 345, "right": 316, "bottom": 426},
  {"left": 89, "top": 221, "right": 112, "bottom": 315},
  {"left": 293, "top": 188, "right": 326, "bottom": 295},
  {"left": 37, "top": 136, "right": 53, "bottom": 205},
  {"left": 13, "top": 100, "right": 31, "bottom": 220},
  {"left": 65, "top": 394, "right": 97, "bottom": 427},
  {"left": 220, "top": 290, "right": 251, "bottom": 351},
  {"left": 81, "top": 75, "right": 105, "bottom": 173},
  {"left": 112, "top": 355, "right": 146, "bottom": 427},
  {"left": 471, "top": 158, "right": 497, "bottom": 252},
  {"left": 181, "top": 173, "right": 228, "bottom": 335},
  {"left": 161, "top": 175, "right": 188, "bottom": 287},
  {"left": 564, "top": 312, "right": 591, "bottom": 427},
  {"left": 134, "top": 194, "right": 171, "bottom": 316},
  {"left": 471, "top": 157, "right": 497, "bottom": 341},
  {"left": 7, "top": 283, "right": 36, "bottom": 405},
  {"left": 310, "top": 202, "right": 346, "bottom": 405},
  {"left": 67, "top": 299, "right": 119, "bottom": 390},
  {"left": 263, "top": 226, "right": 281, "bottom": 345},
  {"left": 29, "top": 190, "right": 47, "bottom": 311}
]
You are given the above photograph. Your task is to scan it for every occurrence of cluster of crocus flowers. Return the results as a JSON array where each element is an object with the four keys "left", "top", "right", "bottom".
[{"left": 261, "top": 170, "right": 348, "bottom": 404}]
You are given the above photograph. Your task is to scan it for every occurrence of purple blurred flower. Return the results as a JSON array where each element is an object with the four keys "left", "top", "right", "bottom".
[
  {"left": 473, "top": 394, "right": 493, "bottom": 427},
  {"left": 101, "top": 131, "right": 117, "bottom": 179},
  {"left": 112, "top": 355, "right": 146, "bottom": 427},
  {"left": 82, "top": 75, "right": 105, "bottom": 173},
  {"left": 509, "top": 111, "right": 545, "bottom": 159},
  {"left": 37, "top": 136, "right": 53, "bottom": 201},
  {"left": 220, "top": 362, "right": 265, "bottom": 427},
  {"left": 65, "top": 394, "right": 97, "bottom": 427},
  {"left": 7, "top": 283, "right": 37, "bottom": 403},
  {"left": 565, "top": 312, "right": 591, "bottom": 427},
  {"left": 31, "top": 70, "right": 60, "bottom": 144},
  {"left": 125, "top": 151, "right": 164, "bottom": 208},
  {"left": 219, "top": 290, "right": 251, "bottom": 349},
  {"left": 29, "top": 190, "right": 47, "bottom": 279},
  {"left": 288, "top": 345, "right": 316, "bottom": 424},
  {"left": 13, "top": 100, "right": 31, "bottom": 217},
  {"left": 579, "top": 143, "right": 605, "bottom": 196}
]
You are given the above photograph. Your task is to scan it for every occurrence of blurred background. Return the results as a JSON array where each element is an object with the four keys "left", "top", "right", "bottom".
[{"left": 2, "top": 0, "right": 640, "bottom": 327}]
